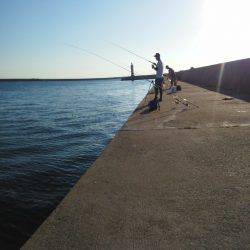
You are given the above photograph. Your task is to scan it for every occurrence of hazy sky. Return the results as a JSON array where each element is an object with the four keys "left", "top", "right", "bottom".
[{"left": 0, "top": 0, "right": 249, "bottom": 78}]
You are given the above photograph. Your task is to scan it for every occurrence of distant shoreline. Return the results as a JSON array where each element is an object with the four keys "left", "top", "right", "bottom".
[
  {"left": 0, "top": 74, "right": 156, "bottom": 82},
  {"left": 0, "top": 77, "right": 122, "bottom": 82}
]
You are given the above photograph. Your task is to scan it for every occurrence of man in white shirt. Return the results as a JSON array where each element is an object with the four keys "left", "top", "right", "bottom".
[{"left": 152, "top": 53, "right": 164, "bottom": 101}]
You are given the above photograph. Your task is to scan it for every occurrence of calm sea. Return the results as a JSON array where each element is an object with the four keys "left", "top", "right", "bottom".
[{"left": 0, "top": 79, "right": 149, "bottom": 249}]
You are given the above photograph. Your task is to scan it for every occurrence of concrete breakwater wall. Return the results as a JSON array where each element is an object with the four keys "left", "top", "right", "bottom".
[
  {"left": 177, "top": 58, "right": 250, "bottom": 94},
  {"left": 121, "top": 74, "right": 155, "bottom": 81}
]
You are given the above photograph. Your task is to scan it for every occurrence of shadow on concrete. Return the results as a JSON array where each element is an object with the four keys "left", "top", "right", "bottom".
[
  {"left": 129, "top": 107, "right": 189, "bottom": 126},
  {"left": 140, "top": 109, "right": 151, "bottom": 115}
]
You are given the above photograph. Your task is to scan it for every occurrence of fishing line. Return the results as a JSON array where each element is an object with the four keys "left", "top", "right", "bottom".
[
  {"left": 65, "top": 43, "right": 131, "bottom": 73},
  {"left": 65, "top": 43, "right": 155, "bottom": 101},
  {"left": 108, "top": 41, "right": 155, "bottom": 65},
  {"left": 107, "top": 41, "right": 159, "bottom": 100}
]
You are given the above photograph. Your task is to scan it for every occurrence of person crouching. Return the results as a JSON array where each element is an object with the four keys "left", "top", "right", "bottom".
[{"left": 166, "top": 65, "right": 177, "bottom": 88}]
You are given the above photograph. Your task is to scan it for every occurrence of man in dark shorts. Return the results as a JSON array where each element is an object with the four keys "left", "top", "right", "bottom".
[{"left": 152, "top": 53, "right": 164, "bottom": 101}]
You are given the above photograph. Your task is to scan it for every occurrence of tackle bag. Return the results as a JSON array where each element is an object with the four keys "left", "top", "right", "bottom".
[{"left": 148, "top": 99, "right": 159, "bottom": 111}]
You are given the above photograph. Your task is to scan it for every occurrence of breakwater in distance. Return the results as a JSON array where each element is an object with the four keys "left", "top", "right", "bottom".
[
  {"left": 121, "top": 74, "right": 155, "bottom": 81},
  {"left": 177, "top": 58, "right": 250, "bottom": 95},
  {"left": 0, "top": 79, "right": 149, "bottom": 249}
]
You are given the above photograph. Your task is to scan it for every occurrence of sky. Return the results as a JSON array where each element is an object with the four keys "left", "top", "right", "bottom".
[{"left": 0, "top": 0, "right": 249, "bottom": 79}]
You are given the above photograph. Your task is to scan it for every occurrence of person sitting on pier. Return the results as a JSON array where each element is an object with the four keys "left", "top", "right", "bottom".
[{"left": 152, "top": 53, "right": 164, "bottom": 102}]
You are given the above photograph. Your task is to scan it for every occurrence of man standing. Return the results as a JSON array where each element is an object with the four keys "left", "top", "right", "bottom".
[{"left": 152, "top": 53, "right": 164, "bottom": 101}]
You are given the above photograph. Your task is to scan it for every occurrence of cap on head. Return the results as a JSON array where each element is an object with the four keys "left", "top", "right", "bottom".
[{"left": 154, "top": 53, "right": 160, "bottom": 58}]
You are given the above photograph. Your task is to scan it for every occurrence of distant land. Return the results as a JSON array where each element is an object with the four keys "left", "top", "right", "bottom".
[
  {"left": 0, "top": 76, "right": 121, "bottom": 82},
  {"left": 0, "top": 74, "right": 156, "bottom": 82}
]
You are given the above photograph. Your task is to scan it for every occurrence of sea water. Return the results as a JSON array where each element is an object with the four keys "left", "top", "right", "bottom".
[{"left": 0, "top": 79, "right": 149, "bottom": 249}]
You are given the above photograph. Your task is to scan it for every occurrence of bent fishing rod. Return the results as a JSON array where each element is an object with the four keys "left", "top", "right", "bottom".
[
  {"left": 108, "top": 41, "right": 156, "bottom": 65},
  {"left": 65, "top": 43, "right": 155, "bottom": 102},
  {"left": 65, "top": 43, "right": 131, "bottom": 73},
  {"left": 65, "top": 43, "right": 154, "bottom": 83},
  {"left": 108, "top": 41, "right": 160, "bottom": 99}
]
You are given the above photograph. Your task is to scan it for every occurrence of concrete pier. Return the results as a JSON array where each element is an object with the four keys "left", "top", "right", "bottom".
[{"left": 22, "top": 82, "right": 250, "bottom": 249}]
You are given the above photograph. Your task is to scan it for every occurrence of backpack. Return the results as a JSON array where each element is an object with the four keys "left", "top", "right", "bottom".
[
  {"left": 148, "top": 99, "right": 160, "bottom": 111},
  {"left": 177, "top": 85, "right": 182, "bottom": 91}
]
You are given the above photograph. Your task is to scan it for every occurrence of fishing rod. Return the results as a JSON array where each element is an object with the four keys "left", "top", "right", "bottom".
[
  {"left": 108, "top": 41, "right": 156, "bottom": 65},
  {"left": 107, "top": 41, "right": 160, "bottom": 101},
  {"left": 174, "top": 95, "right": 199, "bottom": 108},
  {"left": 65, "top": 43, "right": 154, "bottom": 83},
  {"left": 65, "top": 43, "right": 155, "bottom": 102},
  {"left": 65, "top": 43, "right": 131, "bottom": 73}
]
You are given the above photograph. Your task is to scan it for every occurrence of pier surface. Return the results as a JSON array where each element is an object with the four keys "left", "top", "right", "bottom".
[{"left": 23, "top": 82, "right": 250, "bottom": 249}]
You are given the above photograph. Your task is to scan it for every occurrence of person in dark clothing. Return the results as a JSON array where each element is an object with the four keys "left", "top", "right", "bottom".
[
  {"left": 152, "top": 53, "right": 164, "bottom": 101},
  {"left": 166, "top": 65, "right": 177, "bottom": 88}
]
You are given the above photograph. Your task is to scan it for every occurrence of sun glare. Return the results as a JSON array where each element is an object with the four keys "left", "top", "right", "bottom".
[{"left": 199, "top": 0, "right": 250, "bottom": 63}]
